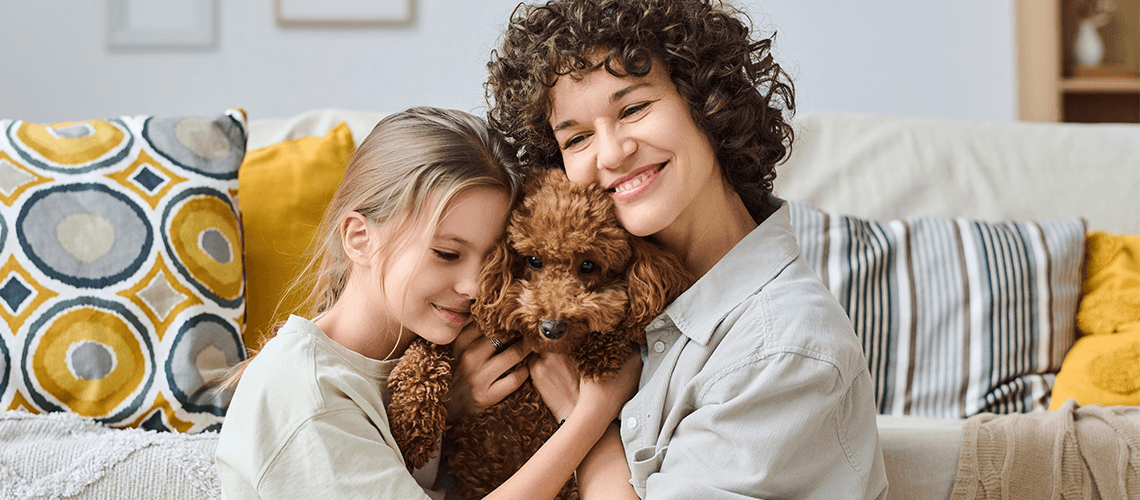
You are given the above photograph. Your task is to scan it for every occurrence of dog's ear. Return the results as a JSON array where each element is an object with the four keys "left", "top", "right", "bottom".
[
  {"left": 472, "top": 234, "right": 518, "bottom": 334},
  {"left": 622, "top": 237, "right": 693, "bottom": 342}
]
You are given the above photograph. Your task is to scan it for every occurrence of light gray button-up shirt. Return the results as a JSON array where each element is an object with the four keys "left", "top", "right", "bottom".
[{"left": 621, "top": 200, "right": 889, "bottom": 499}]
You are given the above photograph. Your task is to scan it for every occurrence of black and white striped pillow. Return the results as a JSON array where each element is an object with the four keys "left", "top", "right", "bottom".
[{"left": 788, "top": 201, "right": 1086, "bottom": 418}]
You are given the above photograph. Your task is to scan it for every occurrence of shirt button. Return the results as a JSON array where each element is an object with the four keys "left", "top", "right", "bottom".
[
  {"left": 625, "top": 417, "right": 638, "bottom": 429},
  {"left": 653, "top": 341, "right": 666, "bottom": 353},
  {"left": 652, "top": 319, "right": 665, "bottom": 329}
]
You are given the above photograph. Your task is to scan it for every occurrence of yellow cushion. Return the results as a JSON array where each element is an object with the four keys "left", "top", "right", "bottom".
[
  {"left": 1076, "top": 231, "right": 1140, "bottom": 335},
  {"left": 239, "top": 122, "right": 353, "bottom": 350},
  {"left": 1050, "top": 325, "right": 1140, "bottom": 409},
  {"left": 1052, "top": 230, "right": 1140, "bottom": 408}
]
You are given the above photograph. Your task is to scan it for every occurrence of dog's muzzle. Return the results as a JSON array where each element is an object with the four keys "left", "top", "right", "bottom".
[{"left": 539, "top": 319, "right": 567, "bottom": 340}]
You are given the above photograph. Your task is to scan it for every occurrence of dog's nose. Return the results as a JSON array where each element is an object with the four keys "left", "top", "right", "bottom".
[{"left": 540, "top": 319, "right": 567, "bottom": 340}]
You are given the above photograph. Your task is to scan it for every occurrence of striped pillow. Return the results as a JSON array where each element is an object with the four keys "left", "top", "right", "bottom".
[{"left": 788, "top": 201, "right": 1086, "bottom": 418}]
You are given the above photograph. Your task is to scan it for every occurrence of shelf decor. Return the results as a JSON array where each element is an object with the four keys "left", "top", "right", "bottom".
[
  {"left": 1017, "top": 0, "right": 1140, "bottom": 123},
  {"left": 276, "top": 0, "right": 414, "bottom": 27},
  {"left": 1071, "top": 0, "right": 1117, "bottom": 68}
]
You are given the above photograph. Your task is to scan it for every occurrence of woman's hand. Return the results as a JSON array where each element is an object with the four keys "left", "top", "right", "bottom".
[
  {"left": 530, "top": 348, "right": 642, "bottom": 423},
  {"left": 446, "top": 323, "right": 530, "bottom": 419},
  {"left": 576, "top": 349, "right": 641, "bottom": 418},
  {"left": 529, "top": 351, "right": 581, "bottom": 423}
]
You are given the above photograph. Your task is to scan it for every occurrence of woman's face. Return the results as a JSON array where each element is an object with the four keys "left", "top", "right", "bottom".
[
  {"left": 374, "top": 186, "right": 511, "bottom": 346},
  {"left": 548, "top": 58, "right": 723, "bottom": 240}
]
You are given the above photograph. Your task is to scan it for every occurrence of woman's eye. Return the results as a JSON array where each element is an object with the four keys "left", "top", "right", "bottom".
[
  {"left": 433, "top": 249, "right": 459, "bottom": 262},
  {"left": 579, "top": 261, "right": 597, "bottom": 275},
  {"left": 525, "top": 256, "right": 544, "bottom": 270},
  {"left": 562, "top": 135, "right": 586, "bottom": 150},
  {"left": 621, "top": 103, "right": 649, "bottom": 119}
]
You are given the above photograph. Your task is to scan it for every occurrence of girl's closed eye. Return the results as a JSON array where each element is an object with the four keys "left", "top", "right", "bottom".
[{"left": 433, "top": 249, "right": 460, "bottom": 262}]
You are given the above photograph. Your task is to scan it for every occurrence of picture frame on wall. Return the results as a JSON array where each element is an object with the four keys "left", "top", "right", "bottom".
[
  {"left": 107, "top": 0, "right": 218, "bottom": 49},
  {"left": 276, "top": 0, "right": 415, "bottom": 27}
]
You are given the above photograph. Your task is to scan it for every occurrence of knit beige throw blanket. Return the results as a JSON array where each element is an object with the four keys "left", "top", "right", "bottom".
[{"left": 950, "top": 399, "right": 1140, "bottom": 500}]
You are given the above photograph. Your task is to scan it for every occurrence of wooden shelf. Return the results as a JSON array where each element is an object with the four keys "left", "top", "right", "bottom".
[
  {"left": 1017, "top": 0, "right": 1140, "bottom": 123},
  {"left": 1060, "top": 77, "right": 1140, "bottom": 93}
]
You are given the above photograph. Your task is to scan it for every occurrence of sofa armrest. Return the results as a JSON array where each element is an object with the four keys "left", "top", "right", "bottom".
[{"left": 877, "top": 415, "right": 961, "bottom": 500}]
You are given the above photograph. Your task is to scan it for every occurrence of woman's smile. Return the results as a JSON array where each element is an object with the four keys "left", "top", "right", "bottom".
[{"left": 607, "top": 162, "right": 667, "bottom": 200}]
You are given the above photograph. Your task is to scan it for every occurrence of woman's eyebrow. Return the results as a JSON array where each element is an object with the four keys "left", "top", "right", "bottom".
[
  {"left": 611, "top": 82, "right": 651, "bottom": 102},
  {"left": 551, "top": 82, "right": 654, "bottom": 133}
]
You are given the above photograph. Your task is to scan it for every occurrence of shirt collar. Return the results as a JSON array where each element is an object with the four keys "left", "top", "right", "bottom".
[{"left": 662, "top": 198, "right": 799, "bottom": 345}]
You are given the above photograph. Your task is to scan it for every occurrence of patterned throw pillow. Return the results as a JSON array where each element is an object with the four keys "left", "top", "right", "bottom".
[
  {"left": 788, "top": 200, "right": 1086, "bottom": 418},
  {"left": 0, "top": 110, "right": 248, "bottom": 433}
]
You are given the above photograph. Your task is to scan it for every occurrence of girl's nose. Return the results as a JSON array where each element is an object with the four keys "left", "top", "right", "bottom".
[{"left": 455, "top": 263, "right": 479, "bottom": 299}]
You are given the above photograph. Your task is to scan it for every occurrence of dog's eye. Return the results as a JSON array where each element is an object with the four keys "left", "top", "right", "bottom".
[
  {"left": 525, "top": 256, "right": 544, "bottom": 270},
  {"left": 579, "top": 260, "right": 598, "bottom": 275}
]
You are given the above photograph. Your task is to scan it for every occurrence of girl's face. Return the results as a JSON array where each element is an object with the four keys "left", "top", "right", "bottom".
[
  {"left": 374, "top": 186, "right": 511, "bottom": 346},
  {"left": 548, "top": 58, "right": 723, "bottom": 240}
]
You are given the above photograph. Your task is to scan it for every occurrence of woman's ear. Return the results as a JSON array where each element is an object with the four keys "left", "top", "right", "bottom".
[{"left": 341, "top": 212, "right": 376, "bottom": 267}]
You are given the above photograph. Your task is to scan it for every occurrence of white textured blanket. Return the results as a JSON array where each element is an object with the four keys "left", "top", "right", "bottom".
[{"left": 0, "top": 410, "right": 220, "bottom": 500}]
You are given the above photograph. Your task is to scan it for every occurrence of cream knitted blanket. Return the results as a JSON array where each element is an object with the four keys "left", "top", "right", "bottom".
[
  {"left": 950, "top": 399, "right": 1140, "bottom": 500},
  {"left": 0, "top": 410, "right": 221, "bottom": 500}
]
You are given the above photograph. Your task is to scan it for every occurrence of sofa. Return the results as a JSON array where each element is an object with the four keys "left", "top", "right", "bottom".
[{"left": 0, "top": 108, "right": 1137, "bottom": 500}]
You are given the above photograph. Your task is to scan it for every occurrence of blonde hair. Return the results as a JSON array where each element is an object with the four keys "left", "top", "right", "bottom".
[{"left": 224, "top": 107, "right": 521, "bottom": 387}]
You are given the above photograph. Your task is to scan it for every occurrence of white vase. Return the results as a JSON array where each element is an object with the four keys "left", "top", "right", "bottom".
[{"left": 1073, "top": 18, "right": 1105, "bottom": 67}]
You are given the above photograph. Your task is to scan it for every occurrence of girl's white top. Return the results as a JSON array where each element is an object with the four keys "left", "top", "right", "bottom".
[{"left": 215, "top": 315, "right": 444, "bottom": 500}]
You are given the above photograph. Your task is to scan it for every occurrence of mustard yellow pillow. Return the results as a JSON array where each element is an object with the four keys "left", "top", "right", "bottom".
[
  {"left": 238, "top": 122, "right": 353, "bottom": 350},
  {"left": 1051, "top": 325, "right": 1140, "bottom": 409},
  {"left": 1076, "top": 231, "right": 1140, "bottom": 336},
  {"left": 1052, "top": 230, "right": 1140, "bottom": 408}
]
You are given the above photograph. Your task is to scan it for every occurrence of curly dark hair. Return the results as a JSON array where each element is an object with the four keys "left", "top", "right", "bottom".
[{"left": 486, "top": 0, "right": 795, "bottom": 221}]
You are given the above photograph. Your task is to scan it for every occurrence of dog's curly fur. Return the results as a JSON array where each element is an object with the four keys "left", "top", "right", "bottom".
[{"left": 388, "top": 168, "right": 691, "bottom": 499}]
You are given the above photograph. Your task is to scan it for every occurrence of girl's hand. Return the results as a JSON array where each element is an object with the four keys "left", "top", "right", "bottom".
[{"left": 446, "top": 323, "right": 530, "bottom": 419}]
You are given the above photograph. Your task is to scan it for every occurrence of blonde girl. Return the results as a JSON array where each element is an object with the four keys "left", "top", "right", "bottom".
[{"left": 215, "top": 107, "right": 640, "bottom": 499}]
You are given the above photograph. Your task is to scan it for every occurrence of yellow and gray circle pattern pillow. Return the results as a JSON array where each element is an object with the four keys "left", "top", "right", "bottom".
[{"left": 0, "top": 109, "right": 247, "bottom": 433}]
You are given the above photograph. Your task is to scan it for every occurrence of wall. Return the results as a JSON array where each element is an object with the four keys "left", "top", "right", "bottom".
[{"left": 0, "top": 0, "right": 1017, "bottom": 124}]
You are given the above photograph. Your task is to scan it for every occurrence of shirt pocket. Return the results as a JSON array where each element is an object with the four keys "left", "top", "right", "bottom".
[{"left": 629, "top": 445, "right": 668, "bottom": 491}]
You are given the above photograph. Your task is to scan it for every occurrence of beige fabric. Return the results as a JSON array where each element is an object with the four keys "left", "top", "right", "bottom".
[
  {"left": 247, "top": 108, "right": 390, "bottom": 149},
  {"left": 950, "top": 399, "right": 1140, "bottom": 500},
  {"left": 776, "top": 113, "right": 1140, "bottom": 233},
  {"left": 877, "top": 415, "right": 962, "bottom": 500}
]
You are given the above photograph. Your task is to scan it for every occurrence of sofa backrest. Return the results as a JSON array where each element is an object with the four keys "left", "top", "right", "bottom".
[{"left": 775, "top": 113, "right": 1140, "bottom": 232}]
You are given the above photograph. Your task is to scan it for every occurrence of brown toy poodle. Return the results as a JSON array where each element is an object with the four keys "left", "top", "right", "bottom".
[{"left": 387, "top": 168, "right": 692, "bottom": 499}]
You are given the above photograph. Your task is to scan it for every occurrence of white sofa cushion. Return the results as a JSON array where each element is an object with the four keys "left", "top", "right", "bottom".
[{"left": 776, "top": 113, "right": 1140, "bottom": 233}]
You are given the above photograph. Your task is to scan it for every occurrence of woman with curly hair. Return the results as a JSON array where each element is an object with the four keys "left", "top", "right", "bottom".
[{"left": 486, "top": 1, "right": 889, "bottom": 498}]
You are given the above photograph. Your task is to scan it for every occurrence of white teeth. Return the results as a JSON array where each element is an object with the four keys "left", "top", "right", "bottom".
[{"left": 615, "top": 169, "right": 655, "bottom": 194}]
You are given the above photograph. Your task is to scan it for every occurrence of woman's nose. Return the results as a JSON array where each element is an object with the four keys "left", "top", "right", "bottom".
[{"left": 595, "top": 127, "right": 635, "bottom": 171}]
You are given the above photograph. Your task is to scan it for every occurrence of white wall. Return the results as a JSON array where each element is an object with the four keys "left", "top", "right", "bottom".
[{"left": 0, "top": 1, "right": 1017, "bottom": 124}]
